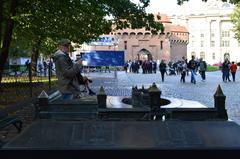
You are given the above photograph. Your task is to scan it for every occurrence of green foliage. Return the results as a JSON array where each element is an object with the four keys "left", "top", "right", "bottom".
[
  {"left": 207, "top": 65, "right": 219, "bottom": 72},
  {"left": 231, "top": 3, "right": 240, "bottom": 42},
  {"left": 6, "top": 0, "right": 164, "bottom": 59}
]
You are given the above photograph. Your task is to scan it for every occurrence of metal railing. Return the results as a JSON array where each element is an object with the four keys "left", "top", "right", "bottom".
[{"left": 0, "top": 65, "right": 57, "bottom": 108}]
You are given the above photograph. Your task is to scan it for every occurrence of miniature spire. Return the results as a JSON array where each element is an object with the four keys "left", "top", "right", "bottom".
[
  {"left": 214, "top": 84, "right": 224, "bottom": 96},
  {"left": 149, "top": 82, "right": 160, "bottom": 92},
  {"left": 98, "top": 86, "right": 106, "bottom": 95},
  {"left": 38, "top": 90, "right": 48, "bottom": 98}
]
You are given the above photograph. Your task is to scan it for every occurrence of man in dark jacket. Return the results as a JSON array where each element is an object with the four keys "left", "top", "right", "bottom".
[
  {"left": 199, "top": 58, "right": 207, "bottom": 81},
  {"left": 159, "top": 59, "right": 167, "bottom": 82},
  {"left": 188, "top": 55, "right": 197, "bottom": 84},
  {"left": 53, "top": 39, "right": 95, "bottom": 99}
]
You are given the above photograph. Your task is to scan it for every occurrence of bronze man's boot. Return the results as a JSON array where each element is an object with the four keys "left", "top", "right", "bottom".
[{"left": 89, "top": 89, "right": 96, "bottom": 95}]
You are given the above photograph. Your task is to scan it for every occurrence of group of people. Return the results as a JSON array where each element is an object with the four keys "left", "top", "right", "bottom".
[
  {"left": 124, "top": 56, "right": 208, "bottom": 84},
  {"left": 127, "top": 55, "right": 206, "bottom": 84},
  {"left": 158, "top": 55, "right": 238, "bottom": 84},
  {"left": 37, "top": 60, "right": 54, "bottom": 76},
  {"left": 124, "top": 60, "right": 157, "bottom": 74},
  {"left": 221, "top": 59, "right": 238, "bottom": 82}
]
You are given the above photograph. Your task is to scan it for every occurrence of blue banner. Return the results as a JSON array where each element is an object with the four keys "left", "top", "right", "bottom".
[{"left": 80, "top": 51, "right": 125, "bottom": 66}]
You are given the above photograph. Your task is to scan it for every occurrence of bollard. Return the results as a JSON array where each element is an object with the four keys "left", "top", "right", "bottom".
[
  {"left": 38, "top": 90, "right": 49, "bottom": 110},
  {"left": 114, "top": 67, "right": 117, "bottom": 79},
  {"left": 132, "top": 86, "right": 141, "bottom": 107},
  {"left": 214, "top": 85, "right": 228, "bottom": 120},
  {"left": 97, "top": 86, "right": 107, "bottom": 108},
  {"left": 149, "top": 83, "right": 161, "bottom": 119}
]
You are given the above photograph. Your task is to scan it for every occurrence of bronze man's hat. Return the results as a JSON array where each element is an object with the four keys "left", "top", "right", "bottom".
[{"left": 58, "top": 39, "right": 71, "bottom": 46}]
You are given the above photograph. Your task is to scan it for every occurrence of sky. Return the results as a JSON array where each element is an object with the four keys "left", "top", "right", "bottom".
[
  {"left": 145, "top": 0, "right": 183, "bottom": 15},
  {"left": 131, "top": 0, "right": 205, "bottom": 16}
]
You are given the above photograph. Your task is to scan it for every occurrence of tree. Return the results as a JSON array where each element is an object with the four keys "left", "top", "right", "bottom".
[
  {"left": 0, "top": 0, "right": 165, "bottom": 81},
  {"left": 1, "top": 0, "right": 237, "bottom": 82},
  {"left": 0, "top": 0, "right": 18, "bottom": 82},
  {"left": 231, "top": 3, "right": 240, "bottom": 42},
  {"left": 0, "top": 0, "right": 164, "bottom": 82}
]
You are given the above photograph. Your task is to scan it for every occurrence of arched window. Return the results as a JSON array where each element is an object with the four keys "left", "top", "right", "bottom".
[{"left": 130, "top": 32, "right": 136, "bottom": 36}]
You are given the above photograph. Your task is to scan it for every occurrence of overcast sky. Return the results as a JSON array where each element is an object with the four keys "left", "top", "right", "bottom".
[{"left": 131, "top": 0, "right": 205, "bottom": 15}]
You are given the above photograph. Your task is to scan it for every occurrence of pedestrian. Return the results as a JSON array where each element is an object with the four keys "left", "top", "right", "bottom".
[
  {"left": 152, "top": 60, "right": 157, "bottom": 74},
  {"left": 25, "top": 59, "right": 30, "bottom": 72},
  {"left": 105, "top": 66, "right": 111, "bottom": 73},
  {"left": 53, "top": 39, "right": 95, "bottom": 100},
  {"left": 230, "top": 61, "right": 238, "bottom": 82},
  {"left": 124, "top": 62, "right": 128, "bottom": 73},
  {"left": 188, "top": 55, "right": 197, "bottom": 84},
  {"left": 159, "top": 59, "right": 167, "bottom": 82},
  {"left": 180, "top": 60, "right": 187, "bottom": 83},
  {"left": 222, "top": 59, "right": 230, "bottom": 82},
  {"left": 38, "top": 63, "right": 43, "bottom": 76},
  {"left": 199, "top": 58, "right": 207, "bottom": 81},
  {"left": 182, "top": 56, "right": 189, "bottom": 76},
  {"left": 43, "top": 60, "right": 47, "bottom": 77}
]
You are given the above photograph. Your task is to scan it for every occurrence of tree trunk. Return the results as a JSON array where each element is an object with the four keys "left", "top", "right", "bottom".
[
  {"left": 31, "top": 39, "right": 42, "bottom": 76},
  {"left": 0, "top": 0, "right": 18, "bottom": 84},
  {"left": 0, "top": 0, "right": 3, "bottom": 46}
]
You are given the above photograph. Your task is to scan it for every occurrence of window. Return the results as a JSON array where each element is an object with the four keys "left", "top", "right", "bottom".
[
  {"left": 200, "top": 33, "right": 204, "bottom": 37},
  {"left": 160, "top": 41, "right": 163, "bottom": 50},
  {"left": 212, "top": 52, "right": 215, "bottom": 60},
  {"left": 200, "top": 52, "right": 205, "bottom": 59},
  {"left": 191, "top": 41, "right": 195, "bottom": 47},
  {"left": 201, "top": 41, "right": 204, "bottom": 47},
  {"left": 220, "top": 41, "right": 224, "bottom": 47},
  {"left": 221, "top": 31, "right": 230, "bottom": 37},
  {"left": 221, "top": 40, "right": 230, "bottom": 47},
  {"left": 211, "top": 33, "right": 215, "bottom": 37},
  {"left": 124, "top": 41, "right": 127, "bottom": 50},
  {"left": 210, "top": 41, "right": 215, "bottom": 47}
]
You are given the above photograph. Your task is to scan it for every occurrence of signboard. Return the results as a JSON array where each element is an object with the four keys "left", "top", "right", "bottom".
[
  {"left": 80, "top": 51, "right": 124, "bottom": 66},
  {"left": 89, "top": 35, "right": 118, "bottom": 46}
]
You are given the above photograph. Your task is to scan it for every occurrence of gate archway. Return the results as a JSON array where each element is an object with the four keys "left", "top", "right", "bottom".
[{"left": 138, "top": 48, "right": 152, "bottom": 61}]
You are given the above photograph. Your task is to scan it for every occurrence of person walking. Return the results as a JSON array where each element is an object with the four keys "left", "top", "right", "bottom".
[
  {"left": 230, "top": 61, "right": 238, "bottom": 82},
  {"left": 188, "top": 55, "right": 197, "bottom": 84},
  {"left": 25, "top": 59, "right": 30, "bottom": 72},
  {"left": 199, "top": 58, "right": 207, "bottom": 81},
  {"left": 222, "top": 59, "right": 230, "bottom": 82},
  {"left": 159, "top": 59, "right": 167, "bottom": 82},
  {"left": 180, "top": 60, "right": 187, "bottom": 83}
]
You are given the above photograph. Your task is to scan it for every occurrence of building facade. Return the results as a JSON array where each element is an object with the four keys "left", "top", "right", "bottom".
[
  {"left": 181, "top": 0, "right": 240, "bottom": 64},
  {"left": 76, "top": 14, "right": 189, "bottom": 63}
]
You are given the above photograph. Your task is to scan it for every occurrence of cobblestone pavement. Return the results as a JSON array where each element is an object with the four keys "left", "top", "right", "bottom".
[
  {"left": 1, "top": 70, "right": 240, "bottom": 146},
  {"left": 87, "top": 70, "right": 240, "bottom": 125}
]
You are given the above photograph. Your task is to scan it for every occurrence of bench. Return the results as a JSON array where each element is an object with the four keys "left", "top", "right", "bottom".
[{"left": 0, "top": 110, "right": 23, "bottom": 133}]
